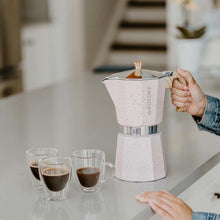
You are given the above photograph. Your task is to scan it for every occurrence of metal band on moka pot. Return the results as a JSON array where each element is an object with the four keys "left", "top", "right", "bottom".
[{"left": 121, "top": 125, "right": 159, "bottom": 136}]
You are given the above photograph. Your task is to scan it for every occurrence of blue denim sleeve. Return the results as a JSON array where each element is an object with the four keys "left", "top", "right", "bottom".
[
  {"left": 192, "top": 212, "right": 220, "bottom": 220},
  {"left": 193, "top": 95, "right": 220, "bottom": 135}
]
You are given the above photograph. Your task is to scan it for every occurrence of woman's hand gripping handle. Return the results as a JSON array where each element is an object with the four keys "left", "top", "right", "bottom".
[{"left": 168, "top": 68, "right": 206, "bottom": 117}]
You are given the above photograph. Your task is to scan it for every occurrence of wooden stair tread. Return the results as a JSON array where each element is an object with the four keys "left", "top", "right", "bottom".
[
  {"left": 128, "top": 1, "right": 166, "bottom": 7},
  {"left": 111, "top": 43, "right": 167, "bottom": 51},
  {"left": 119, "top": 21, "right": 166, "bottom": 29},
  {"left": 94, "top": 65, "right": 166, "bottom": 73},
  {"left": 94, "top": 65, "right": 133, "bottom": 73}
]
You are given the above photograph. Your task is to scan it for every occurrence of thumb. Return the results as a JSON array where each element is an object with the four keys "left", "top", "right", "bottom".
[{"left": 177, "top": 68, "right": 196, "bottom": 86}]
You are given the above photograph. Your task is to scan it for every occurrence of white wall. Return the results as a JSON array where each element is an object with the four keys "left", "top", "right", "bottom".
[
  {"left": 22, "top": 0, "right": 87, "bottom": 91},
  {"left": 22, "top": 0, "right": 118, "bottom": 91},
  {"left": 83, "top": 0, "right": 118, "bottom": 70},
  {"left": 49, "top": 0, "right": 118, "bottom": 73},
  {"left": 48, "top": 0, "right": 86, "bottom": 77},
  {"left": 167, "top": 0, "right": 214, "bottom": 69},
  {"left": 22, "top": 24, "right": 58, "bottom": 91}
]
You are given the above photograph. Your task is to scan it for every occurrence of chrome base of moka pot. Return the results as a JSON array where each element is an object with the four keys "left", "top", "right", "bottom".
[{"left": 120, "top": 125, "right": 159, "bottom": 136}]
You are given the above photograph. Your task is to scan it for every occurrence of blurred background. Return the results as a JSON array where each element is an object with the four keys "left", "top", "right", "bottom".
[{"left": 0, "top": 0, "right": 220, "bottom": 98}]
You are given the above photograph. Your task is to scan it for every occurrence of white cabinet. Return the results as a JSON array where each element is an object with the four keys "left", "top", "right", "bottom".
[{"left": 22, "top": 23, "right": 58, "bottom": 91}]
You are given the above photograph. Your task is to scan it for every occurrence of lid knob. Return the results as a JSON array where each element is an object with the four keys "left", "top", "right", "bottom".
[{"left": 126, "top": 61, "right": 143, "bottom": 78}]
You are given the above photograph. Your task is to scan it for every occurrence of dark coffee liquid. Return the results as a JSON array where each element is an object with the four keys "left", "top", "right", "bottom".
[
  {"left": 77, "top": 167, "right": 100, "bottom": 188},
  {"left": 42, "top": 168, "right": 69, "bottom": 192},
  {"left": 30, "top": 161, "right": 40, "bottom": 180}
]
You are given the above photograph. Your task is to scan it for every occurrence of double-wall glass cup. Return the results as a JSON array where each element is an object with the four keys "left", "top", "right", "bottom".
[
  {"left": 39, "top": 156, "right": 72, "bottom": 201},
  {"left": 26, "top": 148, "right": 58, "bottom": 190},
  {"left": 72, "top": 149, "right": 114, "bottom": 193}
]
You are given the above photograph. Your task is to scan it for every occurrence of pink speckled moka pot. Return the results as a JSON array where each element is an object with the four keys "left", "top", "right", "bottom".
[{"left": 103, "top": 69, "right": 184, "bottom": 182}]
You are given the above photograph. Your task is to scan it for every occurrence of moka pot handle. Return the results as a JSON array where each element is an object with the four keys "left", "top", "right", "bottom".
[{"left": 166, "top": 71, "right": 187, "bottom": 112}]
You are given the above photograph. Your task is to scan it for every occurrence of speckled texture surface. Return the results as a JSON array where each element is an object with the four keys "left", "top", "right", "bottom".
[
  {"left": 104, "top": 78, "right": 166, "bottom": 127},
  {"left": 115, "top": 133, "right": 166, "bottom": 182}
]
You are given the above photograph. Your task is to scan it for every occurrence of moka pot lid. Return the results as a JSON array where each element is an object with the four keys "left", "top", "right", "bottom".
[{"left": 102, "top": 69, "right": 173, "bottom": 82}]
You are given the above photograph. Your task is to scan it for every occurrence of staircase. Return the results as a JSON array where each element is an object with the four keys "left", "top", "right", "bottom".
[{"left": 94, "top": 0, "right": 167, "bottom": 72}]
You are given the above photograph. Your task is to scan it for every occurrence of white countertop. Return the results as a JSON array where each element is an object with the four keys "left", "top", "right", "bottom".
[{"left": 0, "top": 73, "right": 220, "bottom": 220}]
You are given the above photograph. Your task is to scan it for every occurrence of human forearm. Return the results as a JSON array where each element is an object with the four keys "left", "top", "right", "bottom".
[
  {"left": 193, "top": 95, "right": 220, "bottom": 136},
  {"left": 192, "top": 212, "right": 220, "bottom": 220}
]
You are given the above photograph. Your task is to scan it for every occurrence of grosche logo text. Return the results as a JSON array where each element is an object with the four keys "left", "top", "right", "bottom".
[{"left": 147, "top": 87, "right": 152, "bottom": 115}]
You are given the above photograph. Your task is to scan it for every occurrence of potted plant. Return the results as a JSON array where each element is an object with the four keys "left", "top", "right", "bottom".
[{"left": 173, "top": 0, "right": 206, "bottom": 78}]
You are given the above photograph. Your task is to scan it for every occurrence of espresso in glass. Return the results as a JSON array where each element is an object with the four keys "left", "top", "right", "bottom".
[
  {"left": 39, "top": 156, "right": 72, "bottom": 201},
  {"left": 26, "top": 148, "right": 58, "bottom": 190},
  {"left": 42, "top": 168, "right": 69, "bottom": 191},
  {"left": 72, "top": 149, "right": 114, "bottom": 192},
  {"left": 30, "top": 161, "right": 40, "bottom": 180},
  {"left": 76, "top": 167, "right": 100, "bottom": 187}
]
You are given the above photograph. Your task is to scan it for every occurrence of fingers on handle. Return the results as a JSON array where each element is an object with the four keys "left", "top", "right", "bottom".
[
  {"left": 172, "top": 100, "right": 188, "bottom": 108},
  {"left": 176, "top": 107, "right": 187, "bottom": 112},
  {"left": 172, "top": 94, "right": 190, "bottom": 103},
  {"left": 171, "top": 87, "right": 190, "bottom": 98},
  {"left": 173, "top": 79, "right": 188, "bottom": 91},
  {"left": 177, "top": 68, "right": 196, "bottom": 85},
  {"left": 172, "top": 97, "right": 188, "bottom": 112}
]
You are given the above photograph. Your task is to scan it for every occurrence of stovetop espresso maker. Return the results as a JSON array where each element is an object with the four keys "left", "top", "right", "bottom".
[{"left": 103, "top": 62, "right": 186, "bottom": 182}]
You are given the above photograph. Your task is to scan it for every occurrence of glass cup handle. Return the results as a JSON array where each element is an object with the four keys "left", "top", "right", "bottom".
[{"left": 101, "top": 161, "right": 115, "bottom": 184}]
